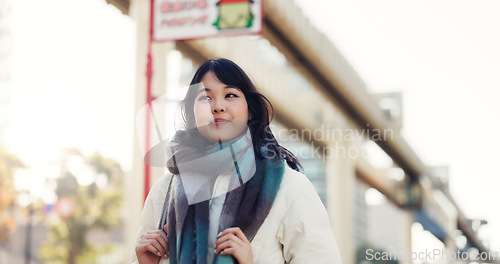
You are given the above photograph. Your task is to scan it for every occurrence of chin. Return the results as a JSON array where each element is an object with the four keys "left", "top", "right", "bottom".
[{"left": 198, "top": 123, "right": 247, "bottom": 143}]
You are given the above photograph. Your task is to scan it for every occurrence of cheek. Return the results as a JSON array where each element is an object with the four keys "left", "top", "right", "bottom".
[
  {"left": 236, "top": 102, "right": 249, "bottom": 120},
  {"left": 193, "top": 103, "right": 212, "bottom": 125}
]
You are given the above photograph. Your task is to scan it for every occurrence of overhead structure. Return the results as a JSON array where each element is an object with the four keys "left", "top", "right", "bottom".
[{"left": 106, "top": 0, "right": 493, "bottom": 261}]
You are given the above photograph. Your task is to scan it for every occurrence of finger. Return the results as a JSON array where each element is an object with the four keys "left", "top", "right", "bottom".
[
  {"left": 215, "top": 232, "right": 243, "bottom": 249},
  {"left": 139, "top": 242, "right": 164, "bottom": 258},
  {"left": 156, "top": 232, "right": 169, "bottom": 257},
  {"left": 220, "top": 247, "right": 235, "bottom": 256},
  {"left": 141, "top": 233, "right": 169, "bottom": 254},
  {"left": 143, "top": 238, "right": 167, "bottom": 258},
  {"left": 218, "top": 227, "right": 249, "bottom": 243},
  {"left": 140, "top": 231, "right": 169, "bottom": 258},
  {"left": 215, "top": 240, "right": 238, "bottom": 255},
  {"left": 141, "top": 230, "right": 167, "bottom": 240},
  {"left": 142, "top": 232, "right": 166, "bottom": 240},
  {"left": 163, "top": 224, "right": 168, "bottom": 234}
]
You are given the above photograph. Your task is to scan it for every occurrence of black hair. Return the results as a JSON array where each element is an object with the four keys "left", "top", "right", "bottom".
[{"left": 176, "top": 58, "right": 302, "bottom": 172}]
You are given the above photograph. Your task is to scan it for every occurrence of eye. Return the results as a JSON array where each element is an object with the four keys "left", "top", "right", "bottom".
[
  {"left": 197, "top": 95, "right": 211, "bottom": 101},
  {"left": 226, "top": 93, "right": 239, "bottom": 98}
]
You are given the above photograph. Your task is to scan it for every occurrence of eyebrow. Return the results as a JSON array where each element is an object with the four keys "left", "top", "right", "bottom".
[{"left": 196, "top": 85, "right": 239, "bottom": 94}]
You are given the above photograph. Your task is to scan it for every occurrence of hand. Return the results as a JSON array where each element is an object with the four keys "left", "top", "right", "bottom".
[
  {"left": 135, "top": 224, "right": 169, "bottom": 264},
  {"left": 214, "top": 227, "right": 253, "bottom": 264}
]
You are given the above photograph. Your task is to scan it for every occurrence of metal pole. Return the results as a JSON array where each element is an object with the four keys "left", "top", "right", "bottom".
[{"left": 144, "top": 0, "right": 155, "bottom": 203}]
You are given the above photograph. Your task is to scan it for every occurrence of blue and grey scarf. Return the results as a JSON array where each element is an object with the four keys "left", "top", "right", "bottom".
[{"left": 158, "top": 130, "right": 284, "bottom": 264}]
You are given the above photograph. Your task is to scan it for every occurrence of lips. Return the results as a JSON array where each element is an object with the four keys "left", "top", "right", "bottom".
[{"left": 212, "top": 118, "right": 228, "bottom": 125}]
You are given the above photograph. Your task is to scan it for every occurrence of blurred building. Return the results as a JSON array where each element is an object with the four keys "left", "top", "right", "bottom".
[
  {"left": 0, "top": 0, "right": 15, "bottom": 261},
  {"left": 0, "top": 0, "right": 13, "bottom": 146},
  {"left": 102, "top": 0, "right": 494, "bottom": 264}
]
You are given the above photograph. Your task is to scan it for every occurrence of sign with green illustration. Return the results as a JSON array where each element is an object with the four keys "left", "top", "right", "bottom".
[{"left": 154, "top": 0, "right": 262, "bottom": 41}]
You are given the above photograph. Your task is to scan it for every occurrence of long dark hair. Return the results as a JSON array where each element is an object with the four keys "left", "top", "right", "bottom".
[{"left": 173, "top": 58, "right": 302, "bottom": 172}]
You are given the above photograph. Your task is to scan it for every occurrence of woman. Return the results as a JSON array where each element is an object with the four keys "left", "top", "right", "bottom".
[{"left": 133, "top": 58, "right": 341, "bottom": 264}]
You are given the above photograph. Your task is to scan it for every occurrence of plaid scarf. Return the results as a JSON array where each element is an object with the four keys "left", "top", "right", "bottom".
[{"left": 158, "top": 132, "right": 284, "bottom": 264}]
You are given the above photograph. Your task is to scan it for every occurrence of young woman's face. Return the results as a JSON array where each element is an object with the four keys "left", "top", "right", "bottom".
[{"left": 193, "top": 71, "right": 249, "bottom": 142}]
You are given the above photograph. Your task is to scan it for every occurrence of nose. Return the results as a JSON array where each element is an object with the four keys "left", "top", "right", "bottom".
[{"left": 212, "top": 99, "right": 225, "bottom": 113}]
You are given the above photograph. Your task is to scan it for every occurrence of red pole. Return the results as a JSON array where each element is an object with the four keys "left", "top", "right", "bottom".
[{"left": 144, "top": 0, "right": 155, "bottom": 203}]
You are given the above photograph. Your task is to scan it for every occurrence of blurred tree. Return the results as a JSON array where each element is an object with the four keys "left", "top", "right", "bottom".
[
  {"left": 38, "top": 149, "right": 124, "bottom": 264},
  {"left": 0, "top": 148, "right": 26, "bottom": 244}
]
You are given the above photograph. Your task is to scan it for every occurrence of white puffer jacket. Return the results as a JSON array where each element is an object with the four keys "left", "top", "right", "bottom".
[{"left": 132, "top": 165, "right": 342, "bottom": 264}]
